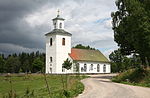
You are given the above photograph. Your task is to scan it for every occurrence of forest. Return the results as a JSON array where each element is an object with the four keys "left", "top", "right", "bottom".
[{"left": 0, "top": 51, "right": 45, "bottom": 73}]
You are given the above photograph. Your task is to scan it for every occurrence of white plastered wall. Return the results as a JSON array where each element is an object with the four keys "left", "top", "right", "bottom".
[
  {"left": 77, "top": 61, "right": 111, "bottom": 73},
  {"left": 46, "top": 35, "right": 57, "bottom": 73}
]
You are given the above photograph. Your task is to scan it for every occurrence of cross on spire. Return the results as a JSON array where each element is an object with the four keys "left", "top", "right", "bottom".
[{"left": 57, "top": 9, "right": 60, "bottom": 17}]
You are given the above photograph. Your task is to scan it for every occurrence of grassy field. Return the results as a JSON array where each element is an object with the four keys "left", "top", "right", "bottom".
[
  {"left": 0, "top": 74, "right": 86, "bottom": 98},
  {"left": 112, "top": 68, "right": 150, "bottom": 87}
]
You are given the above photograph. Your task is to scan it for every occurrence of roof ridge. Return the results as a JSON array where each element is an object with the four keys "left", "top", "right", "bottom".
[{"left": 71, "top": 48, "right": 98, "bottom": 51}]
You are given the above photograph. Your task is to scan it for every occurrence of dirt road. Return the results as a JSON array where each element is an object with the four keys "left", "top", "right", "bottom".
[{"left": 77, "top": 74, "right": 150, "bottom": 98}]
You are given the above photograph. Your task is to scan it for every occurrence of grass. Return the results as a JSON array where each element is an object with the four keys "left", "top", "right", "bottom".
[
  {"left": 0, "top": 74, "right": 87, "bottom": 98},
  {"left": 112, "top": 67, "right": 150, "bottom": 87}
]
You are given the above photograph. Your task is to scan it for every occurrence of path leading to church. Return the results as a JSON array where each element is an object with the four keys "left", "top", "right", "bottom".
[{"left": 77, "top": 74, "right": 150, "bottom": 98}]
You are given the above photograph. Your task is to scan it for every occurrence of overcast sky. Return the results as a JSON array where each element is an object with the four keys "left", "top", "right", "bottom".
[{"left": 0, "top": 0, "right": 118, "bottom": 58}]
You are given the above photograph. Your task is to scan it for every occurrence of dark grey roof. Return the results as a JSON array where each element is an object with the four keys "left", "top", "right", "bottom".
[
  {"left": 45, "top": 29, "right": 72, "bottom": 36},
  {"left": 52, "top": 15, "right": 65, "bottom": 21}
]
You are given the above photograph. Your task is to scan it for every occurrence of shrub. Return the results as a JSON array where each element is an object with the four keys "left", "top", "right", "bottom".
[
  {"left": 112, "top": 68, "right": 150, "bottom": 87},
  {"left": 112, "top": 67, "right": 148, "bottom": 83}
]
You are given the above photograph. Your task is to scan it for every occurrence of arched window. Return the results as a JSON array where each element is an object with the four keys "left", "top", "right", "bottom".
[
  {"left": 62, "top": 38, "right": 65, "bottom": 45},
  {"left": 50, "top": 68, "right": 52, "bottom": 73},
  {"left": 54, "top": 22, "right": 56, "bottom": 28},
  {"left": 90, "top": 64, "right": 93, "bottom": 71},
  {"left": 103, "top": 64, "right": 106, "bottom": 73},
  {"left": 60, "top": 23, "right": 62, "bottom": 28},
  {"left": 97, "top": 64, "right": 100, "bottom": 72},
  {"left": 84, "top": 64, "right": 87, "bottom": 72},
  {"left": 50, "top": 57, "right": 52, "bottom": 62},
  {"left": 62, "top": 67, "right": 65, "bottom": 72},
  {"left": 81, "top": 67, "right": 84, "bottom": 72},
  {"left": 74, "top": 63, "right": 79, "bottom": 72},
  {"left": 50, "top": 38, "right": 52, "bottom": 46}
]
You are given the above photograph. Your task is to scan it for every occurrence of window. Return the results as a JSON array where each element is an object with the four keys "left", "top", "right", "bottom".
[
  {"left": 74, "top": 63, "right": 79, "bottom": 72},
  {"left": 103, "top": 64, "right": 106, "bottom": 73},
  {"left": 81, "top": 67, "right": 84, "bottom": 72},
  {"left": 54, "top": 22, "right": 56, "bottom": 28},
  {"left": 50, "top": 38, "right": 52, "bottom": 46},
  {"left": 97, "top": 64, "right": 100, "bottom": 72},
  {"left": 60, "top": 23, "right": 62, "bottom": 28},
  {"left": 50, "top": 68, "right": 52, "bottom": 73},
  {"left": 50, "top": 57, "right": 52, "bottom": 62},
  {"left": 84, "top": 64, "right": 87, "bottom": 72},
  {"left": 62, "top": 38, "right": 65, "bottom": 45},
  {"left": 62, "top": 67, "right": 65, "bottom": 72},
  {"left": 90, "top": 64, "right": 93, "bottom": 71}
]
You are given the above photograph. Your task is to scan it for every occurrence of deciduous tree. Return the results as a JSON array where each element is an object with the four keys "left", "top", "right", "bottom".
[{"left": 111, "top": 0, "right": 150, "bottom": 66}]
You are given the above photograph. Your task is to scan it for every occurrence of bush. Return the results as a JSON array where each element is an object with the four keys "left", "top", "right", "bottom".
[
  {"left": 112, "top": 68, "right": 150, "bottom": 87},
  {"left": 112, "top": 67, "right": 148, "bottom": 82}
]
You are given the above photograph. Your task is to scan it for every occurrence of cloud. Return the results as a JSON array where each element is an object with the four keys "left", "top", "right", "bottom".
[
  {"left": 103, "top": 47, "right": 118, "bottom": 60},
  {"left": 0, "top": 0, "right": 118, "bottom": 57},
  {"left": 0, "top": 43, "right": 44, "bottom": 55}
]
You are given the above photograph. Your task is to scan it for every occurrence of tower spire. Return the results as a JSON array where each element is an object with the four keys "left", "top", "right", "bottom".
[
  {"left": 57, "top": 9, "right": 60, "bottom": 17},
  {"left": 52, "top": 10, "right": 65, "bottom": 29}
]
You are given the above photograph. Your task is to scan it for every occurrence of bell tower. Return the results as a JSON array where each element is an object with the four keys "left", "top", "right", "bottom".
[
  {"left": 45, "top": 10, "right": 72, "bottom": 74},
  {"left": 52, "top": 10, "right": 65, "bottom": 29}
]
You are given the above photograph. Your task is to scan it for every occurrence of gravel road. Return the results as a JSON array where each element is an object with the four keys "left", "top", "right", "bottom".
[{"left": 77, "top": 74, "right": 150, "bottom": 98}]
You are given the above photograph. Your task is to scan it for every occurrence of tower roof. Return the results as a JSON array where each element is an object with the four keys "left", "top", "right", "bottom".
[
  {"left": 46, "top": 10, "right": 71, "bottom": 36},
  {"left": 52, "top": 10, "right": 65, "bottom": 21},
  {"left": 45, "top": 29, "right": 72, "bottom": 36},
  {"left": 52, "top": 16, "right": 65, "bottom": 21}
]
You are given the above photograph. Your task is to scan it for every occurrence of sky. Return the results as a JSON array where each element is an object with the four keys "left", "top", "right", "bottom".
[{"left": 0, "top": 0, "right": 118, "bottom": 58}]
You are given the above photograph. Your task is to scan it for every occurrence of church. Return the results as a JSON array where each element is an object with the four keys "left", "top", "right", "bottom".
[{"left": 45, "top": 12, "right": 111, "bottom": 74}]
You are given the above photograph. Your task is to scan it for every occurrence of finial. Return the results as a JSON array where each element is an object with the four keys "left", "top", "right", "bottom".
[{"left": 57, "top": 9, "right": 60, "bottom": 17}]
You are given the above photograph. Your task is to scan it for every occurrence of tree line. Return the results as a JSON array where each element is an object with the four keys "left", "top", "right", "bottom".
[
  {"left": 73, "top": 44, "right": 96, "bottom": 50},
  {"left": 0, "top": 51, "right": 45, "bottom": 73},
  {"left": 0, "top": 44, "right": 95, "bottom": 73}
]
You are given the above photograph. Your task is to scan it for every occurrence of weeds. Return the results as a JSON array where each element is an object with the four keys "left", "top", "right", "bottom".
[
  {"left": 3, "top": 74, "right": 17, "bottom": 98},
  {"left": 1, "top": 74, "right": 85, "bottom": 98},
  {"left": 23, "top": 87, "right": 35, "bottom": 98},
  {"left": 43, "top": 73, "right": 51, "bottom": 98}
]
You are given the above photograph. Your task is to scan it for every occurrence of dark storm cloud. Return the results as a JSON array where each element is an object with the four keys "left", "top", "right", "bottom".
[
  {"left": 0, "top": 0, "right": 64, "bottom": 54},
  {"left": 0, "top": 0, "right": 117, "bottom": 58},
  {"left": 0, "top": 0, "right": 46, "bottom": 23}
]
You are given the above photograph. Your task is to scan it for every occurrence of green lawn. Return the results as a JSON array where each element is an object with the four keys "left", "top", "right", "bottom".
[{"left": 0, "top": 74, "right": 86, "bottom": 98}]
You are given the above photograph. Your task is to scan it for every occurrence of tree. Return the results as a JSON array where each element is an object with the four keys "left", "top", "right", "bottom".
[
  {"left": 109, "top": 49, "right": 125, "bottom": 72},
  {"left": 0, "top": 52, "right": 45, "bottom": 73},
  {"left": 22, "top": 60, "right": 30, "bottom": 73},
  {"left": 62, "top": 58, "right": 72, "bottom": 70},
  {"left": 73, "top": 44, "right": 96, "bottom": 50},
  {"left": 109, "top": 49, "right": 142, "bottom": 72},
  {"left": 5, "top": 56, "right": 21, "bottom": 73},
  {"left": 0, "top": 56, "right": 5, "bottom": 73},
  {"left": 19, "top": 52, "right": 28, "bottom": 72},
  {"left": 109, "top": 49, "right": 124, "bottom": 63},
  {"left": 111, "top": 0, "right": 150, "bottom": 66},
  {"left": 62, "top": 58, "right": 72, "bottom": 91},
  {"left": 32, "top": 57, "right": 44, "bottom": 73}
]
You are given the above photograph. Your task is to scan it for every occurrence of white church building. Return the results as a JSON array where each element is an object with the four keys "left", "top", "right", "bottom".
[{"left": 45, "top": 12, "right": 111, "bottom": 74}]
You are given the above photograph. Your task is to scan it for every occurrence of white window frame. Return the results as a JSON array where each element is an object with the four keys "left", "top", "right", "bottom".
[
  {"left": 103, "top": 64, "right": 106, "bottom": 73},
  {"left": 97, "top": 64, "right": 100, "bottom": 72}
]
